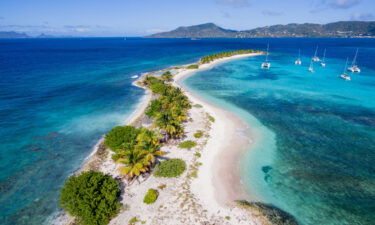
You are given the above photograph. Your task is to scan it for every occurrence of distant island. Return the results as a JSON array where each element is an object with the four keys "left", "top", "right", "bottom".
[
  {"left": 0, "top": 31, "right": 30, "bottom": 39},
  {"left": 147, "top": 21, "right": 375, "bottom": 38},
  {"left": 0, "top": 31, "right": 73, "bottom": 39}
]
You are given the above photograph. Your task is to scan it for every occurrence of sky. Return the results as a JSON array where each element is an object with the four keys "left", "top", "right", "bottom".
[{"left": 0, "top": 0, "right": 374, "bottom": 36}]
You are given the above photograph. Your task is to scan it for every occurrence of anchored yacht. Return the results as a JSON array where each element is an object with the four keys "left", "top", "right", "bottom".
[
  {"left": 340, "top": 58, "right": 351, "bottom": 81},
  {"left": 320, "top": 49, "right": 326, "bottom": 67},
  {"left": 295, "top": 49, "right": 302, "bottom": 65},
  {"left": 312, "top": 46, "right": 320, "bottom": 62},
  {"left": 261, "top": 44, "right": 271, "bottom": 69},
  {"left": 347, "top": 48, "right": 361, "bottom": 73}
]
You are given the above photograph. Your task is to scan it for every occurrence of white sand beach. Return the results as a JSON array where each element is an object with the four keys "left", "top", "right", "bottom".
[{"left": 56, "top": 52, "right": 265, "bottom": 225}]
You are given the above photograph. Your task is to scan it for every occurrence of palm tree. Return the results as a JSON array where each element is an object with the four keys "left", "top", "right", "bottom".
[
  {"left": 135, "top": 128, "right": 166, "bottom": 163},
  {"left": 117, "top": 149, "right": 150, "bottom": 180}
]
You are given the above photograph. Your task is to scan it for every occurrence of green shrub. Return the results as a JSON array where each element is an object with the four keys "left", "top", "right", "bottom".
[
  {"left": 200, "top": 49, "right": 256, "bottom": 64},
  {"left": 150, "top": 82, "right": 168, "bottom": 95},
  {"left": 193, "top": 104, "right": 203, "bottom": 108},
  {"left": 208, "top": 115, "right": 215, "bottom": 123},
  {"left": 129, "top": 217, "right": 138, "bottom": 224},
  {"left": 194, "top": 130, "right": 203, "bottom": 138},
  {"left": 105, "top": 126, "right": 139, "bottom": 152},
  {"left": 157, "top": 184, "right": 167, "bottom": 190},
  {"left": 178, "top": 140, "right": 197, "bottom": 149},
  {"left": 59, "top": 171, "right": 121, "bottom": 225},
  {"left": 187, "top": 64, "right": 199, "bottom": 69},
  {"left": 154, "top": 158, "right": 186, "bottom": 177},
  {"left": 161, "top": 71, "right": 173, "bottom": 81},
  {"left": 194, "top": 152, "right": 201, "bottom": 158},
  {"left": 143, "top": 188, "right": 159, "bottom": 204},
  {"left": 145, "top": 99, "right": 162, "bottom": 118}
]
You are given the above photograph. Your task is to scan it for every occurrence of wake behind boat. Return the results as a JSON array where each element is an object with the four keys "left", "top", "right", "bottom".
[{"left": 261, "top": 44, "right": 271, "bottom": 69}]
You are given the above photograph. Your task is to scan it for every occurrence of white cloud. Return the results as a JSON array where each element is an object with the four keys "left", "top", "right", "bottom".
[
  {"left": 350, "top": 12, "right": 374, "bottom": 21},
  {"left": 262, "top": 10, "right": 283, "bottom": 16},
  {"left": 311, "top": 0, "right": 362, "bottom": 13},
  {"left": 215, "top": 0, "right": 250, "bottom": 8}
]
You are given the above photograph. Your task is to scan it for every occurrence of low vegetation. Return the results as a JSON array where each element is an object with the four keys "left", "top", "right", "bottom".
[
  {"left": 105, "top": 126, "right": 165, "bottom": 181},
  {"left": 154, "top": 158, "right": 186, "bottom": 177},
  {"left": 157, "top": 184, "right": 167, "bottom": 190},
  {"left": 194, "top": 130, "right": 203, "bottom": 138},
  {"left": 200, "top": 49, "right": 257, "bottom": 64},
  {"left": 178, "top": 140, "right": 197, "bottom": 149},
  {"left": 208, "top": 115, "right": 215, "bottom": 123},
  {"left": 160, "top": 71, "right": 173, "bottom": 81},
  {"left": 186, "top": 64, "right": 199, "bottom": 69},
  {"left": 129, "top": 217, "right": 138, "bottom": 224},
  {"left": 59, "top": 171, "right": 121, "bottom": 225},
  {"left": 143, "top": 76, "right": 191, "bottom": 141},
  {"left": 143, "top": 188, "right": 159, "bottom": 204}
]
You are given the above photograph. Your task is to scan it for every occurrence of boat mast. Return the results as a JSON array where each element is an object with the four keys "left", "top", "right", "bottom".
[
  {"left": 322, "top": 49, "right": 326, "bottom": 62},
  {"left": 314, "top": 46, "right": 318, "bottom": 58},
  {"left": 343, "top": 58, "right": 348, "bottom": 73},
  {"left": 265, "top": 44, "right": 269, "bottom": 62},
  {"left": 352, "top": 48, "right": 358, "bottom": 66},
  {"left": 298, "top": 49, "right": 301, "bottom": 60}
]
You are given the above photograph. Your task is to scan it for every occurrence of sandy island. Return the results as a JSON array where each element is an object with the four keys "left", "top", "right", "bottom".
[{"left": 55, "top": 52, "right": 266, "bottom": 225}]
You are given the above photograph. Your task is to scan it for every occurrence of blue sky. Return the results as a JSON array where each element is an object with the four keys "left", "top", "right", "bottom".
[{"left": 0, "top": 0, "right": 374, "bottom": 36}]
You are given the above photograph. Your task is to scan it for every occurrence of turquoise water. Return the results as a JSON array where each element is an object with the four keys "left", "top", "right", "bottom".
[
  {"left": 1, "top": 38, "right": 258, "bottom": 225},
  {"left": 182, "top": 39, "right": 375, "bottom": 225},
  {"left": 2, "top": 37, "right": 374, "bottom": 225}
]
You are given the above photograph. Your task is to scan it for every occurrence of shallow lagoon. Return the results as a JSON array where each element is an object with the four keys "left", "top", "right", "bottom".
[{"left": 183, "top": 38, "right": 375, "bottom": 225}]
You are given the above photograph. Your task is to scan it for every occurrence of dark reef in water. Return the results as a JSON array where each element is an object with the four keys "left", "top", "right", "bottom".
[{"left": 236, "top": 200, "right": 299, "bottom": 225}]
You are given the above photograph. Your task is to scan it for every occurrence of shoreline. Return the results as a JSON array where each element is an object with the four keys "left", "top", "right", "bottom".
[
  {"left": 172, "top": 53, "right": 262, "bottom": 207},
  {"left": 57, "top": 52, "right": 263, "bottom": 225}
]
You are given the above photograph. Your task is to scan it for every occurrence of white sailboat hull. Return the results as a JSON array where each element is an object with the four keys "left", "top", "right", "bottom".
[
  {"left": 348, "top": 66, "right": 360, "bottom": 73},
  {"left": 312, "top": 57, "right": 320, "bottom": 62},
  {"left": 261, "top": 62, "right": 271, "bottom": 68},
  {"left": 340, "top": 74, "right": 351, "bottom": 81},
  {"left": 295, "top": 60, "right": 302, "bottom": 65}
]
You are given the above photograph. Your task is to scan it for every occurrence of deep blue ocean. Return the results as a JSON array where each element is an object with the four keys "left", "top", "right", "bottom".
[{"left": 0, "top": 38, "right": 374, "bottom": 225}]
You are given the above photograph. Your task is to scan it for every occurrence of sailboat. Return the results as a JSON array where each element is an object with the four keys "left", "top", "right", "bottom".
[
  {"left": 312, "top": 46, "right": 320, "bottom": 62},
  {"left": 295, "top": 49, "right": 302, "bottom": 65},
  {"left": 340, "top": 58, "right": 351, "bottom": 81},
  {"left": 347, "top": 48, "right": 361, "bottom": 73},
  {"left": 308, "top": 58, "right": 314, "bottom": 72},
  {"left": 261, "top": 44, "right": 271, "bottom": 69},
  {"left": 320, "top": 49, "right": 326, "bottom": 67}
]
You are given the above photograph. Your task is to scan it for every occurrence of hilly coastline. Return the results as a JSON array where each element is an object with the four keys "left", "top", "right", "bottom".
[{"left": 147, "top": 21, "right": 375, "bottom": 38}]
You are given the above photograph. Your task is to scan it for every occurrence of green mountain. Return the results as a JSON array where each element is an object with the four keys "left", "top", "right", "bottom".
[
  {"left": 0, "top": 31, "right": 30, "bottom": 38},
  {"left": 147, "top": 23, "right": 237, "bottom": 38},
  {"left": 148, "top": 21, "right": 375, "bottom": 38}
]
